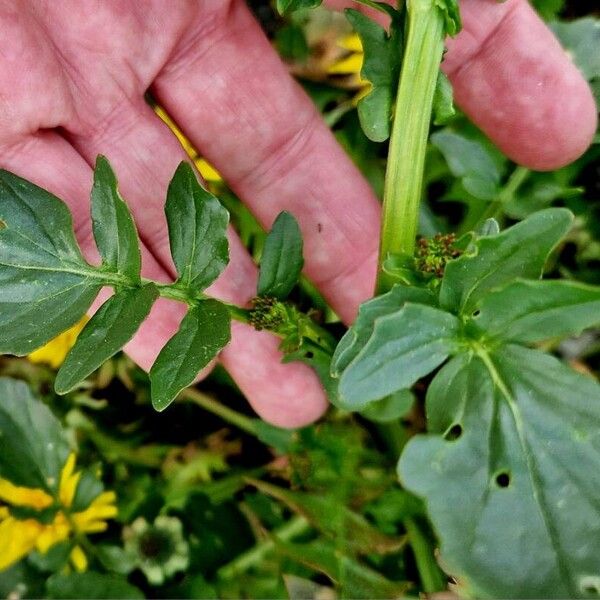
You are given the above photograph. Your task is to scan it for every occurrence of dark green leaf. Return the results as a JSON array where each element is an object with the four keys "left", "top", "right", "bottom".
[
  {"left": 471, "top": 279, "right": 600, "bottom": 344},
  {"left": 250, "top": 479, "right": 403, "bottom": 555},
  {"left": 0, "top": 169, "right": 102, "bottom": 354},
  {"left": 440, "top": 208, "right": 573, "bottom": 314},
  {"left": 399, "top": 346, "right": 600, "bottom": 598},
  {"left": 432, "top": 71, "right": 455, "bottom": 125},
  {"left": 430, "top": 130, "right": 502, "bottom": 200},
  {"left": 70, "top": 469, "right": 105, "bottom": 512},
  {"left": 0, "top": 377, "right": 69, "bottom": 492},
  {"left": 277, "top": 539, "right": 409, "bottom": 599},
  {"left": 550, "top": 18, "right": 600, "bottom": 82},
  {"left": 332, "top": 284, "right": 436, "bottom": 376},
  {"left": 165, "top": 162, "right": 229, "bottom": 292},
  {"left": 275, "top": 23, "right": 309, "bottom": 61},
  {"left": 151, "top": 299, "right": 231, "bottom": 411},
  {"left": 434, "top": 0, "right": 462, "bottom": 36},
  {"left": 91, "top": 156, "right": 141, "bottom": 281},
  {"left": 338, "top": 303, "right": 460, "bottom": 407},
  {"left": 276, "top": 0, "right": 321, "bottom": 14},
  {"left": 346, "top": 9, "right": 403, "bottom": 142},
  {"left": 56, "top": 284, "right": 158, "bottom": 393},
  {"left": 29, "top": 542, "right": 72, "bottom": 572},
  {"left": 360, "top": 389, "right": 414, "bottom": 423},
  {"left": 96, "top": 545, "right": 136, "bottom": 575},
  {"left": 257, "top": 211, "right": 304, "bottom": 299},
  {"left": 46, "top": 572, "right": 143, "bottom": 599}
]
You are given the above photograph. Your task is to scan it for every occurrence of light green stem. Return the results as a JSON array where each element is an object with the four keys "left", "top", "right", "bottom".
[
  {"left": 376, "top": 0, "right": 445, "bottom": 294},
  {"left": 404, "top": 517, "right": 446, "bottom": 593}
]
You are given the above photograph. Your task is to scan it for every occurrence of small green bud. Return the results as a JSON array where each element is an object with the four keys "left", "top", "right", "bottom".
[{"left": 415, "top": 233, "right": 461, "bottom": 277}]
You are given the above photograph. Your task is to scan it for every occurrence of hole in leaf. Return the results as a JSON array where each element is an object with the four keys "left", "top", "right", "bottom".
[
  {"left": 495, "top": 471, "right": 511, "bottom": 488},
  {"left": 580, "top": 576, "right": 600, "bottom": 597},
  {"left": 305, "top": 351, "right": 314, "bottom": 359},
  {"left": 471, "top": 309, "right": 481, "bottom": 318},
  {"left": 444, "top": 423, "right": 462, "bottom": 441}
]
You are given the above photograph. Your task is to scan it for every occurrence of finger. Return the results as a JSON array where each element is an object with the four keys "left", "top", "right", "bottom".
[
  {"left": 62, "top": 100, "right": 327, "bottom": 427},
  {"left": 153, "top": 0, "right": 381, "bottom": 324},
  {"left": 327, "top": 0, "right": 597, "bottom": 170},
  {"left": 443, "top": 0, "right": 596, "bottom": 170},
  {"left": 0, "top": 130, "right": 187, "bottom": 373}
]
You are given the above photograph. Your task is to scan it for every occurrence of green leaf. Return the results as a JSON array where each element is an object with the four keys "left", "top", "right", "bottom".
[
  {"left": 276, "top": 0, "right": 321, "bottom": 14},
  {"left": 432, "top": 71, "right": 455, "bottom": 125},
  {"left": 338, "top": 303, "right": 460, "bottom": 407},
  {"left": 91, "top": 156, "right": 141, "bottom": 281},
  {"left": 471, "top": 279, "right": 600, "bottom": 344},
  {"left": 332, "top": 284, "right": 436, "bottom": 377},
  {"left": 165, "top": 162, "right": 229, "bottom": 292},
  {"left": 399, "top": 346, "right": 600, "bottom": 598},
  {"left": 55, "top": 284, "right": 158, "bottom": 393},
  {"left": 150, "top": 299, "right": 231, "bottom": 411},
  {"left": 360, "top": 389, "right": 414, "bottom": 423},
  {"left": 250, "top": 479, "right": 403, "bottom": 555},
  {"left": 46, "top": 572, "right": 143, "bottom": 599},
  {"left": 257, "top": 211, "right": 304, "bottom": 299},
  {"left": 550, "top": 17, "right": 600, "bottom": 82},
  {"left": 0, "top": 169, "right": 102, "bottom": 354},
  {"left": 96, "top": 545, "right": 136, "bottom": 575},
  {"left": 434, "top": 0, "right": 462, "bottom": 36},
  {"left": 440, "top": 208, "right": 573, "bottom": 314},
  {"left": 277, "top": 539, "right": 409, "bottom": 599},
  {"left": 430, "top": 130, "right": 502, "bottom": 200},
  {"left": 346, "top": 8, "right": 403, "bottom": 142},
  {"left": 0, "top": 377, "right": 69, "bottom": 492}
]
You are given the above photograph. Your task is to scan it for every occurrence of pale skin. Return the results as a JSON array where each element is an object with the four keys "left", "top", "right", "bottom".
[{"left": 0, "top": 0, "right": 596, "bottom": 427}]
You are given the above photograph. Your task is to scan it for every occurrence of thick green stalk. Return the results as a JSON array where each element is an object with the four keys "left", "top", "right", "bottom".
[{"left": 376, "top": 0, "right": 445, "bottom": 294}]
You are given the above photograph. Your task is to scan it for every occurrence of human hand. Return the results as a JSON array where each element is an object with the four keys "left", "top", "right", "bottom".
[{"left": 0, "top": 0, "right": 595, "bottom": 427}]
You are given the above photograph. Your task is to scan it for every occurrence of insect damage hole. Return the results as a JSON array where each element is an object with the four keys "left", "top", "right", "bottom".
[
  {"left": 444, "top": 423, "right": 462, "bottom": 441},
  {"left": 495, "top": 471, "right": 511, "bottom": 488},
  {"left": 579, "top": 576, "right": 600, "bottom": 597}
]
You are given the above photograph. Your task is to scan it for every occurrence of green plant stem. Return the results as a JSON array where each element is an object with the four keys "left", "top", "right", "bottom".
[
  {"left": 475, "top": 166, "right": 530, "bottom": 227},
  {"left": 376, "top": 0, "right": 445, "bottom": 294},
  {"left": 181, "top": 388, "right": 260, "bottom": 436},
  {"left": 404, "top": 517, "right": 446, "bottom": 594},
  {"left": 216, "top": 515, "right": 309, "bottom": 580}
]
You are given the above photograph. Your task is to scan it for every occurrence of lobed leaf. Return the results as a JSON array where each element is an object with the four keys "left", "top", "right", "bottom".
[
  {"left": 257, "top": 211, "right": 304, "bottom": 299},
  {"left": 91, "top": 156, "right": 142, "bottom": 281},
  {"left": 150, "top": 299, "right": 231, "bottom": 411},
  {"left": 0, "top": 377, "right": 70, "bottom": 493},
  {"left": 338, "top": 303, "right": 460, "bottom": 407},
  {"left": 165, "top": 162, "right": 229, "bottom": 293},
  {"left": 345, "top": 8, "right": 403, "bottom": 142},
  {"left": 440, "top": 208, "right": 573, "bottom": 314},
  {"left": 399, "top": 346, "right": 600, "bottom": 598},
  {"left": 55, "top": 284, "right": 159, "bottom": 394},
  {"left": 471, "top": 279, "right": 600, "bottom": 344}
]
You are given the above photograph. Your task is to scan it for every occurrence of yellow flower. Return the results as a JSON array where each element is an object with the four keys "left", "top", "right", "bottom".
[
  {"left": 0, "top": 453, "right": 117, "bottom": 572},
  {"left": 327, "top": 33, "right": 371, "bottom": 104},
  {"left": 154, "top": 105, "right": 222, "bottom": 183},
  {"left": 28, "top": 317, "right": 88, "bottom": 369}
]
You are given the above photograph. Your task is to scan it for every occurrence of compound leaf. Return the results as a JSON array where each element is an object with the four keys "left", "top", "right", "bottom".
[
  {"left": 91, "top": 156, "right": 141, "bottom": 281},
  {"left": 440, "top": 208, "right": 573, "bottom": 315},
  {"left": 165, "top": 162, "right": 229, "bottom": 293},
  {"left": 399, "top": 346, "right": 600, "bottom": 598},
  {"left": 345, "top": 9, "right": 403, "bottom": 142},
  {"left": 0, "top": 377, "right": 69, "bottom": 493},
  {"left": 471, "top": 279, "right": 600, "bottom": 344},
  {"left": 55, "top": 283, "right": 159, "bottom": 394},
  {"left": 150, "top": 299, "right": 231, "bottom": 411},
  {"left": 0, "top": 169, "right": 102, "bottom": 354},
  {"left": 338, "top": 303, "right": 460, "bottom": 407},
  {"left": 257, "top": 211, "right": 304, "bottom": 299}
]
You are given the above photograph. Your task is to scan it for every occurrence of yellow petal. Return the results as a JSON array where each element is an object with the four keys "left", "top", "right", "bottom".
[
  {"left": 0, "top": 479, "right": 53, "bottom": 510},
  {"left": 72, "top": 491, "right": 117, "bottom": 533},
  {"left": 28, "top": 318, "right": 88, "bottom": 369},
  {"left": 338, "top": 33, "right": 363, "bottom": 53},
  {"left": 195, "top": 158, "right": 222, "bottom": 183},
  {"left": 70, "top": 545, "right": 88, "bottom": 572},
  {"left": 35, "top": 513, "right": 70, "bottom": 554},
  {"left": 328, "top": 53, "right": 363, "bottom": 76},
  {"left": 0, "top": 516, "right": 42, "bottom": 571},
  {"left": 59, "top": 454, "right": 81, "bottom": 508},
  {"left": 154, "top": 105, "right": 198, "bottom": 159}
]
